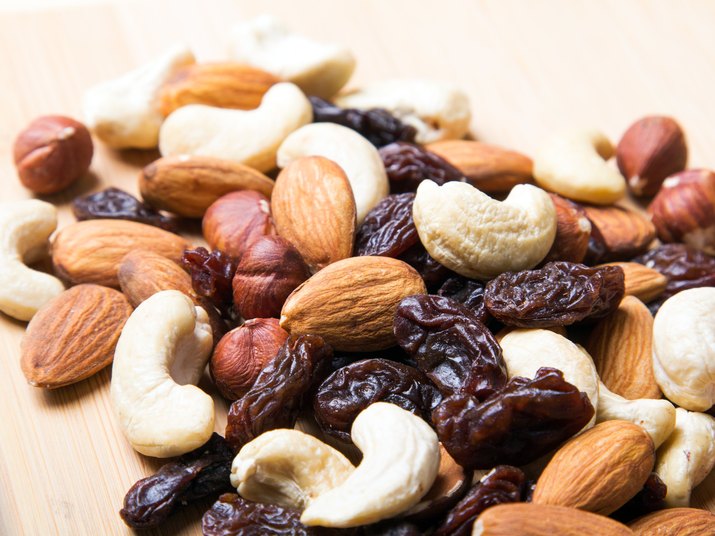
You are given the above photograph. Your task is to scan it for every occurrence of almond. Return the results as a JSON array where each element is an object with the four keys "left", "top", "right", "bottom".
[
  {"left": 532, "top": 420, "right": 655, "bottom": 515},
  {"left": 271, "top": 156, "right": 356, "bottom": 270},
  {"left": 426, "top": 139, "right": 533, "bottom": 193},
  {"left": 587, "top": 295, "right": 661, "bottom": 399},
  {"left": 20, "top": 284, "right": 132, "bottom": 388},
  {"left": 473, "top": 503, "right": 633, "bottom": 536},
  {"left": 543, "top": 193, "right": 592, "bottom": 263},
  {"left": 629, "top": 507, "right": 715, "bottom": 535},
  {"left": 583, "top": 205, "right": 656, "bottom": 262},
  {"left": 599, "top": 261, "right": 667, "bottom": 303},
  {"left": 139, "top": 155, "right": 275, "bottom": 218},
  {"left": 52, "top": 220, "right": 188, "bottom": 288},
  {"left": 280, "top": 256, "right": 426, "bottom": 351}
]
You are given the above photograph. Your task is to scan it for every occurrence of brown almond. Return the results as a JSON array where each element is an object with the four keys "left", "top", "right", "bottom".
[
  {"left": 583, "top": 205, "right": 656, "bottom": 262},
  {"left": 599, "top": 261, "right": 667, "bottom": 303},
  {"left": 140, "top": 155, "right": 275, "bottom": 218},
  {"left": 543, "top": 193, "right": 592, "bottom": 263},
  {"left": 271, "top": 156, "right": 356, "bottom": 270},
  {"left": 280, "top": 256, "right": 426, "bottom": 351},
  {"left": 629, "top": 507, "right": 715, "bottom": 535},
  {"left": 51, "top": 220, "right": 188, "bottom": 288},
  {"left": 426, "top": 139, "right": 533, "bottom": 193},
  {"left": 587, "top": 295, "right": 661, "bottom": 399},
  {"left": 20, "top": 284, "right": 132, "bottom": 388},
  {"left": 532, "top": 420, "right": 655, "bottom": 515}
]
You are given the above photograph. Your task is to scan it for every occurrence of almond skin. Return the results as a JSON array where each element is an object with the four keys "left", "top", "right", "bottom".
[
  {"left": 599, "top": 261, "right": 667, "bottom": 303},
  {"left": 629, "top": 507, "right": 715, "bottom": 535},
  {"left": 532, "top": 420, "right": 655, "bottom": 515},
  {"left": 583, "top": 205, "right": 656, "bottom": 262},
  {"left": 20, "top": 284, "right": 132, "bottom": 388},
  {"left": 280, "top": 256, "right": 426, "bottom": 351}
]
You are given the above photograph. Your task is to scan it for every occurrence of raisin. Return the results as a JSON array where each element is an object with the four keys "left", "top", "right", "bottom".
[
  {"left": 181, "top": 247, "right": 238, "bottom": 320},
  {"left": 484, "top": 262, "right": 625, "bottom": 327},
  {"left": 612, "top": 473, "right": 667, "bottom": 523},
  {"left": 309, "top": 97, "right": 416, "bottom": 148},
  {"left": 73, "top": 187, "right": 178, "bottom": 232},
  {"left": 379, "top": 142, "right": 463, "bottom": 193},
  {"left": 398, "top": 243, "right": 454, "bottom": 292},
  {"left": 314, "top": 358, "right": 442, "bottom": 442},
  {"left": 394, "top": 295, "right": 507, "bottom": 399},
  {"left": 359, "top": 520, "right": 423, "bottom": 536},
  {"left": 225, "top": 334, "right": 332, "bottom": 451},
  {"left": 437, "top": 276, "right": 488, "bottom": 324},
  {"left": 432, "top": 367, "right": 594, "bottom": 469},
  {"left": 435, "top": 466, "right": 527, "bottom": 536},
  {"left": 355, "top": 193, "right": 419, "bottom": 257},
  {"left": 119, "top": 433, "right": 233, "bottom": 529}
]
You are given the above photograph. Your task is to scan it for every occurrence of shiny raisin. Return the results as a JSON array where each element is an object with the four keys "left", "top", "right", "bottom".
[
  {"left": 181, "top": 247, "right": 238, "bottom": 320},
  {"left": 437, "top": 276, "right": 488, "bottom": 324},
  {"left": 379, "top": 142, "right": 463, "bottom": 193},
  {"left": 355, "top": 193, "right": 419, "bottom": 257},
  {"left": 398, "top": 243, "right": 454, "bottom": 292}
]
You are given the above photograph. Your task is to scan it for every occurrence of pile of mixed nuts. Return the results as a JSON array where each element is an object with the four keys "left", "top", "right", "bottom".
[{"left": 5, "top": 14, "right": 715, "bottom": 535}]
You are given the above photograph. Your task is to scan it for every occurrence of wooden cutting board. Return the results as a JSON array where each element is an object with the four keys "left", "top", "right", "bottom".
[{"left": 1, "top": 0, "right": 715, "bottom": 533}]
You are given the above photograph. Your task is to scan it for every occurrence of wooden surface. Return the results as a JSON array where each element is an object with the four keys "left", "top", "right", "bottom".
[{"left": 2, "top": 0, "right": 715, "bottom": 533}]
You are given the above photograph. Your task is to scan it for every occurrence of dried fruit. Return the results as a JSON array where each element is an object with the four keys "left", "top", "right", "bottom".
[
  {"left": 612, "top": 473, "right": 667, "bottom": 523},
  {"left": 436, "top": 275, "right": 488, "bottom": 324},
  {"left": 355, "top": 193, "right": 419, "bottom": 257},
  {"left": 582, "top": 204, "right": 655, "bottom": 262},
  {"left": 398, "top": 243, "right": 454, "bottom": 292},
  {"left": 73, "top": 187, "right": 177, "bottom": 232},
  {"left": 181, "top": 247, "right": 238, "bottom": 320},
  {"left": 379, "top": 142, "right": 463, "bottom": 193}
]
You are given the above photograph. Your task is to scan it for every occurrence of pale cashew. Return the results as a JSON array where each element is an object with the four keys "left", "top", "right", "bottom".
[
  {"left": 533, "top": 130, "right": 626, "bottom": 204},
  {"left": 83, "top": 44, "right": 195, "bottom": 149},
  {"left": 110, "top": 290, "right": 214, "bottom": 457},
  {"left": 277, "top": 123, "right": 388, "bottom": 224},
  {"left": 301, "top": 402, "right": 440, "bottom": 527},
  {"left": 335, "top": 79, "right": 471, "bottom": 143},
  {"left": 413, "top": 180, "right": 556, "bottom": 280},
  {"left": 652, "top": 287, "right": 715, "bottom": 411},
  {"left": 597, "top": 383, "right": 675, "bottom": 448},
  {"left": 159, "top": 82, "right": 312, "bottom": 173},
  {"left": 655, "top": 408, "right": 715, "bottom": 507},
  {"left": 228, "top": 15, "right": 355, "bottom": 99},
  {"left": 230, "top": 429, "right": 354, "bottom": 509},
  {"left": 0, "top": 200, "right": 64, "bottom": 321}
]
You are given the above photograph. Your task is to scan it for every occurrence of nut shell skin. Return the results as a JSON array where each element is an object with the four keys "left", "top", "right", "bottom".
[
  {"left": 542, "top": 194, "right": 591, "bottom": 263},
  {"left": 13, "top": 115, "right": 93, "bottom": 194}
]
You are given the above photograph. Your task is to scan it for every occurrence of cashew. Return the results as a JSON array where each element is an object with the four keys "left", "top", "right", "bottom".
[
  {"left": 83, "top": 44, "right": 195, "bottom": 149},
  {"left": 412, "top": 180, "right": 556, "bottom": 280},
  {"left": 652, "top": 287, "right": 715, "bottom": 411},
  {"left": 228, "top": 15, "right": 355, "bottom": 99},
  {"left": 0, "top": 200, "right": 64, "bottom": 321},
  {"left": 110, "top": 290, "right": 214, "bottom": 457},
  {"left": 301, "top": 402, "right": 440, "bottom": 527},
  {"left": 277, "top": 123, "right": 388, "bottom": 223},
  {"left": 533, "top": 130, "right": 626, "bottom": 204},
  {"left": 597, "top": 383, "right": 675, "bottom": 448},
  {"left": 335, "top": 79, "right": 471, "bottom": 143},
  {"left": 230, "top": 429, "right": 354, "bottom": 509},
  {"left": 159, "top": 82, "right": 312, "bottom": 173},
  {"left": 655, "top": 408, "right": 715, "bottom": 507}
]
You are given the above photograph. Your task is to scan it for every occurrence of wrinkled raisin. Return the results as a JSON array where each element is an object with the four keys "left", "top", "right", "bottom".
[
  {"left": 612, "top": 473, "right": 667, "bottom": 523},
  {"left": 379, "top": 142, "right": 463, "bottom": 193},
  {"left": 437, "top": 276, "right": 488, "bottom": 324},
  {"left": 181, "top": 247, "right": 238, "bottom": 320},
  {"left": 398, "top": 243, "right": 454, "bottom": 292},
  {"left": 355, "top": 193, "right": 419, "bottom": 257}
]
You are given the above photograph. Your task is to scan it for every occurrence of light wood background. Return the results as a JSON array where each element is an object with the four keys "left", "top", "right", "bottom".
[{"left": 2, "top": 0, "right": 715, "bottom": 534}]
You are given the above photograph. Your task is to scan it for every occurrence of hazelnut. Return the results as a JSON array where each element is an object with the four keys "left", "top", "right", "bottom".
[
  {"left": 210, "top": 318, "right": 289, "bottom": 400},
  {"left": 13, "top": 115, "right": 93, "bottom": 194},
  {"left": 542, "top": 193, "right": 591, "bottom": 264},
  {"left": 232, "top": 235, "right": 311, "bottom": 319},
  {"left": 616, "top": 116, "right": 687, "bottom": 197},
  {"left": 648, "top": 169, "right": 715, "bottom": 255},
  {"left": 202, "top": 190, "right": 276, "bottom": 258}
]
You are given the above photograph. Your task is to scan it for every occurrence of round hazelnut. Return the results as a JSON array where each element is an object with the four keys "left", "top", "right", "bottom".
[
  {"left": 13, "top": 115, "right": 93, "bottom": 194},
  {"left": 202, "top": 190, "right": 276, "bottom": 259},
  {"left": 542, "top": 193, "right": 591, "bottom": 264},
  {"left": 232, "top": 235, "right": 311, "bottom": 319},
  {"left": 210, "top": 318, "right": 289, "bottom": 400}
]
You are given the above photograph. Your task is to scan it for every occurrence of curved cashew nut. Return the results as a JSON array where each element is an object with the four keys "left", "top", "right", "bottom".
[
  {"left": 228, "top": 15, "right": 355, "bottom": 99},
  {"left": 301, "top": 402, "right": 440, "bottom": 527},
  {"left": 335, "top": 79, "right": 471, "bottom": 143},
  {"left": 159, "top": 82, "right": 312, "bottom": 172},
  {"left": 277, "top": 123, "right": 388, "bottom": 224},
  {"left": 230, "top": 429, "right": 354, "bottom": 509},
  {"left": 533, "top": 130, "right": 626, "bottom": 204},
  {"left": 413, "top": 180, "right": 556, "bottom": 280},
  {"left": 652, "top": 287, "right": 715, "bottom": 411},
  {"left": 110, "top": 290, "right": 214, "bottom": 457},
  {"left": 597, "top": 383, "right": 675, "bottom": 448},
  {"left": 0, "top": 200, "right": 64, "bottom": 321},
  {"left": 655, "top": 408, "right": 715, "bottom": 507},
  {"left": 83, "top": 44, "right": 195, "bottom": 149}
]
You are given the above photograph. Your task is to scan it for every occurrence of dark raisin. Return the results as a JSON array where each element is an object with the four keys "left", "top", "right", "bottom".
[
  {"left": 181, "top": 247, "right": 238, "bottom": 320},
  {"left": 379, "top": 142, "right": 463, "bottom": 193},
  {"left": 612, "top": 473, "right": 667, "bottom": 523},
  {"left": 432, "top": 367, "right": 594, "bottom": 469},
  {"left": 119, "top": 433, "right": 233, "bottom": 529},
  {"left": 355, "top": 193, "right": 419, "bottom": 257},
  {"left": 398, "top": 243, "right": 454, "bottom": 292},
  {"left": 484, "top": 261, "right": 625, "bottom": 327},
  {"left": 394, "top": 294, "right": 507, "bottom": 399},
  {"left": 437, "top": 276, "right": 488, "bottom": 324},
  {"left": 73, "top": 187, "right": 178, "bottom": 231},
  {"left": 359, "top": 520, "right": 424, "bottom": 536}
]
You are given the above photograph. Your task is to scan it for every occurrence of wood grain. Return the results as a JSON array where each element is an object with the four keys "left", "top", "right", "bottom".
[{"left": 2, "top": 0, "right": 715, "bottom": 533}]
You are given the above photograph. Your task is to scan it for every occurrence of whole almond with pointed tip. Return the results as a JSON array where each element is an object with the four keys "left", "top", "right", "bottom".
[
  {"left": 587, "top": 295, "right": 661, "bottom": 399},
  {"left": 629, "top": 507, "right": 715, "bottom": 535},
  {"left": 599, "top": 262, "right": 667, "bottom": 303},
  {"left": 271, "top": 156, "right": 356, "bottom": 270},
  {"left": 583, "top": 205, "right": 656, "bottom": 262},
  {"left": 21, "top": 284, "right": 132, "bottom": 388},
  {"left": 532, "top": 420, "right": 654, "bottom": 515},
  {"left": 280, "top": 256, "right": 426, "bottom": 351},
  {"left": 543, "top": 193, "right": 591, "bottom": 263}
]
